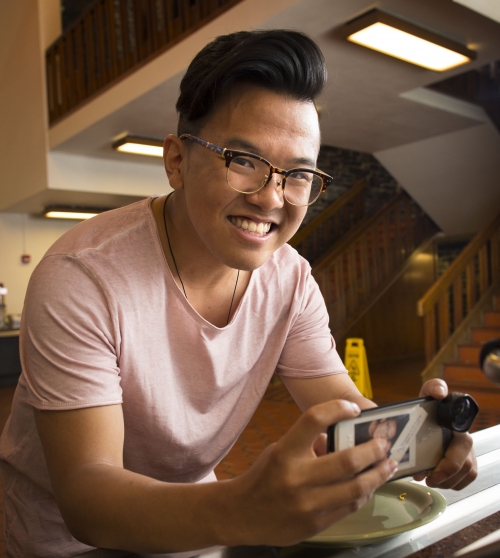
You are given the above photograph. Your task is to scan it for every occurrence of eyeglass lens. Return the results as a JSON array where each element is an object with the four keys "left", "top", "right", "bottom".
[{"left": 227, "top": 155, "right": 323, "bottom": 206}]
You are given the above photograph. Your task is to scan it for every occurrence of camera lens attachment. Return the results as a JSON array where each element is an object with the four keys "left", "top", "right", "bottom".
[{"left": 436, "top": 393, "right": 479, "bottom": 432}]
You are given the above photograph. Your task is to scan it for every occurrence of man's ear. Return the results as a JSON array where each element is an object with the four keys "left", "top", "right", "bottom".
[{"left": 163, "top": 135, "right": 185, "bottom": 190}]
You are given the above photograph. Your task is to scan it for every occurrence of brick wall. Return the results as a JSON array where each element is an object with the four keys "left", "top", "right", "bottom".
[{"left": 301, "top": 144, "right": 400, "bottom": 227}]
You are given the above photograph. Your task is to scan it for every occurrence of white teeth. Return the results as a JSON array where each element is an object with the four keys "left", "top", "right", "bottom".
[{"left": 231, "top": 217, "right": 271, "bottom": 236}]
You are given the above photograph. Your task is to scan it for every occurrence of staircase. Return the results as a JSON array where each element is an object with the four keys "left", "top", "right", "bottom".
[
  {"left": 290, "top": 182, "right": 439, "bottom": 340},
  {"left": 417, "top": 211, "right": 500, "bottom": 431},
  {"left": 444, "top": 295, "right": 500, "bottom": 417}
]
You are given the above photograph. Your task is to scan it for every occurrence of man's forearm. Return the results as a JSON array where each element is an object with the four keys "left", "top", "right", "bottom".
[{"left": 59, "top": 463, "right": 239, "bottom": 552}]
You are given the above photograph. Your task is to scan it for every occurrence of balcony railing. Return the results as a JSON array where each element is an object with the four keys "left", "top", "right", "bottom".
[{"left": 46, "top": 0, "right": 242, "bottom": 125}]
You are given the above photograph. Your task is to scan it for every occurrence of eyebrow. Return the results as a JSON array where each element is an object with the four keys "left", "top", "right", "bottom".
[{"left": 225, "top": 137, "right": 317, "bottom": 169}]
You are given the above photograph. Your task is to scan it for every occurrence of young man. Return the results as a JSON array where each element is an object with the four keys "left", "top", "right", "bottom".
[{"left": 0, "top": 30, "right": 475, "bottom": 557}]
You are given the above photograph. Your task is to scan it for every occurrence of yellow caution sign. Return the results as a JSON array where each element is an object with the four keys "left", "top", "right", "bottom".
[{"left": 345, "top": 338, "right": 373, "bottom": 399}]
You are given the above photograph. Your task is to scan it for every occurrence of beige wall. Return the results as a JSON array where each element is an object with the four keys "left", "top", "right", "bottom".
[
  {"left": 0, "top": 213, "right": 75, "bottom": 315},
  {"left": 0, "top": 0, "right": 54, "bottom": 211},
  {"left": 375, "top": 122, "right": 500, "bottom": 236}
]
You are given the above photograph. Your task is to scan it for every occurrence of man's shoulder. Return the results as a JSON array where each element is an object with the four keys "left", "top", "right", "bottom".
[
  {"left": 265, "top": 242, "right": 311, "bottom": 275},
  {"left": 254, "top": 243, "right": 313, "bottom": 298},
  {"left": 44, "top": 198, "right": 154, "bottom": 259}
]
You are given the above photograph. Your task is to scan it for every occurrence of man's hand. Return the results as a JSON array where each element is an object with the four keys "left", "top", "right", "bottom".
[
  {"left": 225, "top": 399, "right": 398, "bottom": 547},
  {"left": 413, "top": 379, "right": 477, "bottom": 490}
]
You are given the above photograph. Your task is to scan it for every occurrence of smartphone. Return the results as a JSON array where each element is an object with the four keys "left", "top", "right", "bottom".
[{"left": 327, "top": 394, "right": 478, "bottom": 481}]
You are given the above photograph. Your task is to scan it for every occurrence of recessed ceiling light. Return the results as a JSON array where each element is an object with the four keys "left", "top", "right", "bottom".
[
  {"left": 345, "top": 10, "right": 476, "bottom": 72},
  {"left": 113, "top": 135, "right": 164, "bottom": 157},
  {"left": 43, "top": 207, "right": 108, "bottom": 220}
]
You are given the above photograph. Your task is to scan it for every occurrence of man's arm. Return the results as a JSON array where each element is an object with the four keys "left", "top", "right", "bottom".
[
  {"left": 282, "top": 373, "right": 477, "bottom": 490},
  {"left": 34, "top": 399, "right": 397, "bottom": 552},
  {"left": 281, "top": 372, "right": 376, "bottom": 412}
]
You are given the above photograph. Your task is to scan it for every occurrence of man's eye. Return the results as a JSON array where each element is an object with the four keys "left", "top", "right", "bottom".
[
  {"left": 289, "top": 171, "right": 313, "bottom": 182},
  {"left": 232, "top": 156, "right": 255, "bottom": 169}
]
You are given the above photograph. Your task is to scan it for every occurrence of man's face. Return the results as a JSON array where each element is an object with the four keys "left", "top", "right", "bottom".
[{"left": 176, "top": 87, "right": 321, "bottom": 271}]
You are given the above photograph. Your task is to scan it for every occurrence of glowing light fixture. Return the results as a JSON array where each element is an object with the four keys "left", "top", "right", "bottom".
[
  {"left": 345, "top": 10, "right": 476, "bottom": 71},
  {"left": 43, "top": 207, "right": 108, "bottom": 220},
  {"left": 113, "top": 135, "right": 164, "bottom": 157}
]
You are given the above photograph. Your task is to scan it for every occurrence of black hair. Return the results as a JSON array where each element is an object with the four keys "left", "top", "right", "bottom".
[{"left": 176, "top": 29, "right": 327, "bottom": 135}]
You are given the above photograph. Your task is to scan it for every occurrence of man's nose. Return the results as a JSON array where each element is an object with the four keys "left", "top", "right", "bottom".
[{"left": 247, "top": 172, "right": 285, "bottom": 210}]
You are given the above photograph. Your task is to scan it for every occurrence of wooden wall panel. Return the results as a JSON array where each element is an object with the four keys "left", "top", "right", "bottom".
[{"left": 336, "top": 243, "right": 436, "bottom": 362}]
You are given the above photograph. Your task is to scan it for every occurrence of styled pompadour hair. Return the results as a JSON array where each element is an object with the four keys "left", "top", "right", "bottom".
[{"left": 176, "top": 29, "right": 327, "bottom": 135}]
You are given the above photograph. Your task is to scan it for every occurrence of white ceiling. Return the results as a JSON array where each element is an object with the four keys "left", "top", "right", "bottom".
[
  {"left": 453, "top": 0, "right": 500, "bottom": 24},
  {"left": 51, "top": 0, "right": 500, "bottom": 163}
]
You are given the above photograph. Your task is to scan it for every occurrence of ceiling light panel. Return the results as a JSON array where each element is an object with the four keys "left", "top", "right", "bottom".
[
  {"left": 345, "top": 10, "right": 476, "bottom": 72},
  {"left": 43, "top": 207, "right": 108, "bottom": 220},
  {"left": 113, "top": 135, "right": 164, "bottom": 157}
]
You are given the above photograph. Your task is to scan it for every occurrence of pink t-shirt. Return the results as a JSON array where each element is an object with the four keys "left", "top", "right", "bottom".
[{"left": 0, "top": 197, "right": 346, "bottom": 557}]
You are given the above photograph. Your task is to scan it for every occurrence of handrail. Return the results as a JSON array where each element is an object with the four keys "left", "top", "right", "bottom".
[
  {"left": 313, "top": 189, "right": 404, "bottom": 274},
  {"left": 311, "top": 190, "right": 439, "bottom": 338},
  {"left": 418, "top": 212, "right": 500, "bottom": 315},
  {"left": 288, "top": 178, "right": 367, "bottom": 264},
  {"left": 417, "top": 211, "right": 500, "bottom": 364},
  {"left": 289, "top": 179, "right": 366, "bottom": 247},
  {"left": 46, "top": 0, "right": 243, "bottom": 125}
]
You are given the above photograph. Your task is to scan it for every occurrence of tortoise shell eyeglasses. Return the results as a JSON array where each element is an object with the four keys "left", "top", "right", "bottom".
[{"left": 179, "top": 134, "right": 333, "bottom": 207}]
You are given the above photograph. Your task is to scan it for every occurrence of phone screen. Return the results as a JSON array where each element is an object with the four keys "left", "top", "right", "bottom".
[{"left": 327, "top": 397, "right": 453, "bottom": 480}]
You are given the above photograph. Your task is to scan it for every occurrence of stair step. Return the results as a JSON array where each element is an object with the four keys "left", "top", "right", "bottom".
[
  {"left": 484, "top": 311, "right": 500, "bottom": 327},
  {"left": 446, "top": 379, "right": 500, "bottom": 407},
  {"left": 444, "top": 362, "right": 489, "bottom": 384},
  {"left": 457, "top": 344, "right": 483, "bottom": 362},
  {"left": 471, "top": 326, "right": 500, "bottom": 344}
]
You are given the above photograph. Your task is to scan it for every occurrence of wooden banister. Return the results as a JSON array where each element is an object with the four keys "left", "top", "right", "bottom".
[
  {"left": 313, "top": 190, "right": 404, "bottom": 274},
  {"left": 289, "top": 179, "right": 367, "bottom": 264},
  {"left": 417, "top": 211, "right": 500, "bottom": 364},
  {"left": 311, "top": 190, "right": 439, "bottom": 338},
  {"left": 290, "top": 179, "right": 366, "bottom": 246}
]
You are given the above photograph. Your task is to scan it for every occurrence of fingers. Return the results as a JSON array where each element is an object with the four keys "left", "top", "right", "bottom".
[
  {"left": 278, "top": 400, "right": 396, "bottom": 487},
  {"left": 312, "top": 455, "right": 398, "bottom": 511},
  {"left": 302, "top": 437, "right": 394, "bottom": 487},
  {"left": 293, "top": 457, "right": 398, "bottom": 538},
  {"left": 419, "top": 379, "right": 448, "bottom": 400},
  {"left": 312, "top": 433, "right": 328, "bottom": 457},
  {"left": 279, "top": 399, "right": 361, "bottom": 456},
  {"left": 425, "top": 432, "right": 477, "bottom": 490},
  {"left": 230, "top": 399, "right": 399, "bottom": 547}
]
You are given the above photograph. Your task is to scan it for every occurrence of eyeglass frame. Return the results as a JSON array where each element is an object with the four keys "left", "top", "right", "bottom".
[{"left": 179, "top": 133, "right": 333, "bottom": 207}]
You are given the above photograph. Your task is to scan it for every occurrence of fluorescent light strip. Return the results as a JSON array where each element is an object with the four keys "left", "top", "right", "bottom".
[
  {"left": 45, "top": 211, "right": 99, "bottom": 220},
  {"left": 116, "top": 142, "right": 164, "bottom": 157},
  {"left": 348, "top": 22, "right": 471, "bottom": 71}
]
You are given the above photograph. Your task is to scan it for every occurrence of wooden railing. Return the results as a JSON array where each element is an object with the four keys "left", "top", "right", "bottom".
[
  {"left": 418, "top": 212, "right": 500, "bottom": 364},
  {"left": 46, "top": 0, "right": 242, "bottom": 125},
  {"left": 312, "top": 191, "right": 439, "bottom": 339},
  {"left": 289, "top": 179, "right": 367, "bottom": 264}
]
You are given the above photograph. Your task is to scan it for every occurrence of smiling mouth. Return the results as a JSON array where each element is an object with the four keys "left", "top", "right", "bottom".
[{"left": 229, "top": 216, "right": 274, "bottom": 236}]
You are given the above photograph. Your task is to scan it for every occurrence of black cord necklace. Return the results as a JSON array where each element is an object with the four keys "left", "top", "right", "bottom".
[{"left": 163, "top": 194, "right": 240, "bottom": 326}]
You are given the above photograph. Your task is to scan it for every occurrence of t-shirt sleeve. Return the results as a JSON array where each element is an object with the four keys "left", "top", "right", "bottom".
[
  {"left": 22, "top": 254, "right": 123, "bottom": 410},
  {"left": 276, "top": 268, "right": 347, "bottom": 378}
]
